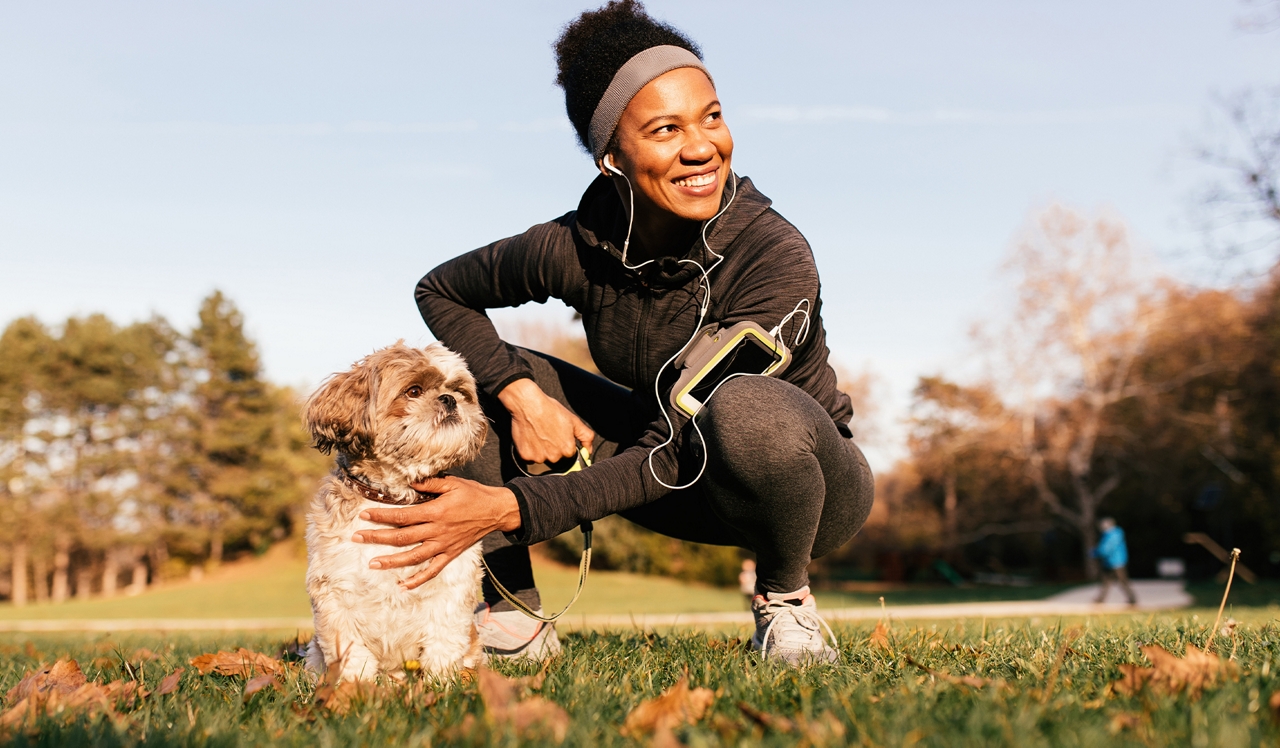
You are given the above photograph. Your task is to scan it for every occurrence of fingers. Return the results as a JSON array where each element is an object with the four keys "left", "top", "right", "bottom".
[
  {"left": 353, "top": 524, "right": 429, "bottom": 547},
  {"left": 572, "top": 416, "right": 596, "bottom": 458},
  {"left": 407, "top": 475, "right": 459, "bottom": 494},
  {"left": 368, "top": 541, "right": 439, "bottom": 570},
  {"left": 398, "top": 555, "right": 450, "bottom": 590}
]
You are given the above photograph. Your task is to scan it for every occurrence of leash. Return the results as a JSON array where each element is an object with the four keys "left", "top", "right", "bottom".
[{"left": 483, "top": 444, "right": 594, "bottom": 623}]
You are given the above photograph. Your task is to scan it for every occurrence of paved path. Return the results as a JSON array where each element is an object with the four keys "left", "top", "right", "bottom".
[{"left": 0, "top": 581, "right": 1193, "bottom": 632}]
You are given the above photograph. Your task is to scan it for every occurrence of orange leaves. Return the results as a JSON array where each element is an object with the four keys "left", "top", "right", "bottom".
[
  {"left": 476, "top": 667, "right": 570, "bottom": 743},
  {"left": 1269, "top": 690, "right": 1280, "bottom": 724},
  {"left": 154, "top": 668, "right": 184, "bottom": 696},
  {"left": 622, "top": 673, "right": 715, "bottom": 742},
  {"left": 0, "top": 659, "right": 147, "bottom": 735},
  {"left": 189, "top": 648, "right": 282, "bottom": 678},
  {"left": 905, "top": 655, "right": 1005, "bottom": 691},
  {"left": 1112, "top": 643, "right": 1237, "bottom": 699},
  {"left": 868, "top": 620, "right": 891, "bottom": 651}
]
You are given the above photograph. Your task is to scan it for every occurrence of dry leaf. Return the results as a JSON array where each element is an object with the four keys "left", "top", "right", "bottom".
[
  {"left": 1269, "top": 691, "right": 1280, "bottom": 724},
  {"left": 1111, "top": 644, "right": 1237, "bottom": 699},
  {"left": 798, "top": 711, "right": 847, "bottom": 747},
  {"left": 737, "top": 701, "right": 794, "bottom": 733},
  {"left": 905, "top": 656, "right": 1004, "bottom": 690},
  {"left": 476, "top": 667, "right": 570, "bottom": 743},
  {"left": 623, "top": 674, "right": 715, "bottom": 737},
  {"left": 154, "top": 668, "right": 183, "bottom": 696},
  {"left": 130, "top": 648, "right": 161, "bottom": 662},
  {"left": 5, "top": 659, "right": 88, "bottom": 703},
  {"left": 243, "top": 674, "right": 280, "bottom": 700},
  {"left": 0, "top": 660, "right": 144, "bottom": 733},
  {"left": 190, "top": 648, "right": 282, "bottom": 678},
  {"left": 1108, "top": 712, "right": 1145, "bottom": 734},
  {"left": 869, "top": 621, "right": 891, "bottom": 651}
]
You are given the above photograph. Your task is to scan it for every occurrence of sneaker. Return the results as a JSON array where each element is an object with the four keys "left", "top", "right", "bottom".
[
  {"left": 473, "top": 602, "right": 562, "bottom": 661},
  {"left": 749, "top": 587, "right": 839, "bottom": 665}
]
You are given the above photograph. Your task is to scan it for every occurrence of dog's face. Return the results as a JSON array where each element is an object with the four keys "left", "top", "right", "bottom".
[{"left": 304, "top": 343, "right": 486, "bottom": 487}]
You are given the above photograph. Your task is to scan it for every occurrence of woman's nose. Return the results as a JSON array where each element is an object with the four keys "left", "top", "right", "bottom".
[{"left": 682, "top": 128, "right": 717, "bottom": 163}]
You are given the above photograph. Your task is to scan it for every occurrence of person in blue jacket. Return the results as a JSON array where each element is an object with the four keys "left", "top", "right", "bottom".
[{"left": 1092, "top": 517, "right": 1137, "bottom": 605}]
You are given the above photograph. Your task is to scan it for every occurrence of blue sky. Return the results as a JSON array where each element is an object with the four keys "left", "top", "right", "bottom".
[{"left": 2, "top": 1, "right": 1277, "bottom": 466}]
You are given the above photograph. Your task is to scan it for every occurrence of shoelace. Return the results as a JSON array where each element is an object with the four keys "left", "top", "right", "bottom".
[{"left": 758, "top": 599, "right": 839, "bottom": 659}]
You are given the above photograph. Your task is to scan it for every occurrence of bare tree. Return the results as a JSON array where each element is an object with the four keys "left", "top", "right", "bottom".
[
  {"left": 984, "top": 205, "right": 1162, "bottom": 576},
  {"left": 1194, "top": 87, "right": 1280, "bottom": 273}
]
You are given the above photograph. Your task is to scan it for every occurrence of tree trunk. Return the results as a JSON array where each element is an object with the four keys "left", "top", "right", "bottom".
[
  {"left": 10, "top": 542, "right": 28, "bottom": 607},
  {"left": 51, "top": 535, "right": 71, "bottom": 603},
  {"left": 126, "top": 545, "right": 147, "bottom": 596},
  {"left": 74, "top": 567, "right": 93, "bottom": 600},
  {"left": 943, "top": 470, "right": 959, "bottom": 546},
  {"left": 1078, "top": 492, "right": 1099, "bottom": 579},
  {"left": 209, "top": 529, "right": 223, "bottom": 567},
  {"left": 32, "top": 555, "right": 48, "bottom": 602},
  {"left": 101, "top": 548, "right": 119, "bottom": 598},
  {"left": 148, "top": 542, "right": 168, "bottom": 586}
]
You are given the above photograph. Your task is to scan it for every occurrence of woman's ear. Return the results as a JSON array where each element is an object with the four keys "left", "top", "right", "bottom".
[
  {"left": 304, "top": 364, "right": 376, "bottom": 456},
  {"left": 600, "top": 152, "right": 624, "bottom": 178}
]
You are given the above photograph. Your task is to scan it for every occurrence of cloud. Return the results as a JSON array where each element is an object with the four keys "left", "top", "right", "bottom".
[{"left": 745, "top": 105, "right": 1174, "bottom": 126}]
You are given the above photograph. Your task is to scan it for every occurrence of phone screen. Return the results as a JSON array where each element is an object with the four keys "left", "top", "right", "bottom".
[{"left": 687, "top": 334, "right": 782, "bottom": 405}]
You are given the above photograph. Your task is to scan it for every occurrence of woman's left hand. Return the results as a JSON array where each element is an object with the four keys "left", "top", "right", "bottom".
[{"left": 352, "top": 476, "right": 521, "bottom": 590}]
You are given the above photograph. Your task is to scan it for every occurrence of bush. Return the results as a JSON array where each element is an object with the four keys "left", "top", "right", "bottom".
[{"left": 540, "top": 516, "right": 743, "bottom": 587}]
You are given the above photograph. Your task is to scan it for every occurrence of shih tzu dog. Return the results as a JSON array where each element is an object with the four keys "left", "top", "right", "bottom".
[{"left": 302, "top": 342, "right": 487, "bottom": 682}]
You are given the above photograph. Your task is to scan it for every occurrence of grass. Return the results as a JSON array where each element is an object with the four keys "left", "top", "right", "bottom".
[
  {"left": 0, "top": 609, "right": 1277, "bottom": 746},
  {"left": 0, "top": 543, "right": 1082, "bottom": 622}
]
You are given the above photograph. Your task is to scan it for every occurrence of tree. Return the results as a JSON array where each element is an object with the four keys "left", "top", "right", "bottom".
[{"left": 986, "top": 205, "right": 1163, "bottom": 576}]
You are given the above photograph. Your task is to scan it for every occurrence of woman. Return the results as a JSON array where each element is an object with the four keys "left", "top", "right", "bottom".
[{"left": 352, "top": 0, "right": 874, "bottom": 665}]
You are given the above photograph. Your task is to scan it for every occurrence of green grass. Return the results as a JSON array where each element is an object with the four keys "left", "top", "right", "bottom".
[
  {"left": 0, "top": 544, "right": 1081, "bottom": 622},
  {"left": 0, "top": 610, "right": 1277, "bottom": 746}
]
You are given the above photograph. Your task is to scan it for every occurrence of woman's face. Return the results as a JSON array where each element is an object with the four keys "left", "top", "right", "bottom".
[{"left": 604, "top": 67, "right": 734, "bottom": 224}]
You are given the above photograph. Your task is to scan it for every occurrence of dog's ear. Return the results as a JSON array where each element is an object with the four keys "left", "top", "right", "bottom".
[{"left": 304, "top": 364, "right": 376, "bottom": 456}]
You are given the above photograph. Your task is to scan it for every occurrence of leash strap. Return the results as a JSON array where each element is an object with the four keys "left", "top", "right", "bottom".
[{"left": 483, "top": 445, "right": 594, "bottom": 623}]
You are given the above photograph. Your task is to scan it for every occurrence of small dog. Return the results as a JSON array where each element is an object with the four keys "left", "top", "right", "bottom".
[{"left": 302, "top": 342, "right": 487, "bottom": 681}]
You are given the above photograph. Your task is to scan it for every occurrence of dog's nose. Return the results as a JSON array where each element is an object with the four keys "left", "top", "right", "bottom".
[{"left": 437, "top": 394, "right": 457, "bottom": 412}]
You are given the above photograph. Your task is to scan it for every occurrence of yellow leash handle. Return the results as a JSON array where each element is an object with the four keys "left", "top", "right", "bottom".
[{"left": 484, "top": 445, "right": 593, "bottom": 623}]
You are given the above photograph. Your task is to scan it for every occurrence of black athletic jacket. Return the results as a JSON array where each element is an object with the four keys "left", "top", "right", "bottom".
[{"left": 415, "top": 174, "right": 852, "bottom": 545}]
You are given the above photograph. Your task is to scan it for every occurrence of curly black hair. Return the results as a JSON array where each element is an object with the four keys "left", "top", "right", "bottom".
[{"left": 554, "top": 0, "right": 702, "bottom": 154}]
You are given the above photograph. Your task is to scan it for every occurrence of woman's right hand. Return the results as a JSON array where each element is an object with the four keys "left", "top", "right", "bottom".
[{"left": 498, "top": 378, "right": 595, "bottom": 465}]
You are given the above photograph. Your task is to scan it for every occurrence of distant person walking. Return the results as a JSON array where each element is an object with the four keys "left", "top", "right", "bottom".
[{"left": 1092, "top": 517, "right": 1137, "bottom": 605}]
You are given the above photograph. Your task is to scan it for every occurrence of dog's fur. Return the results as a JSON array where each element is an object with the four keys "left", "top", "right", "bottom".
[{"left": 302, "top": 342, "right": 487, "bottom": 682}]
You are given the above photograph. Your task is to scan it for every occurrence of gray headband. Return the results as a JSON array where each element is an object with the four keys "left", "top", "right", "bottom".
[{"left": 587, "top": 45, "right": 713, "bottom": 162}]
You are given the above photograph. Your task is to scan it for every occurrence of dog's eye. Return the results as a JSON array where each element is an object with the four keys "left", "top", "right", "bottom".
[{"left": 405, "top": 385, "right": 423, "bottom": 398}]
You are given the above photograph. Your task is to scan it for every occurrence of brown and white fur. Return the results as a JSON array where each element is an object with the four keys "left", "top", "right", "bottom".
[{"left": 302, "top": 342, "right": 487, "bottom": 682}]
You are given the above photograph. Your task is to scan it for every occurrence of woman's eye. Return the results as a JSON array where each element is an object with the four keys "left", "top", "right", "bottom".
[{"left": 405, "top": 386, "right": 423, "bottom": 398}]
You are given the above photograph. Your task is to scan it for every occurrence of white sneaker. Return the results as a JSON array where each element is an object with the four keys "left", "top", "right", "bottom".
[
  {"left": 473, "top": 602, "right": 562, "bottom": 661},
  {"left": 749, "top": 587, "right": 839, "bottom": 665}
]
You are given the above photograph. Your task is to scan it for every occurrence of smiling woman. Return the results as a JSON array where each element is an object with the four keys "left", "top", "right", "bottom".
[{"left": 354, "top": 0, "right": 875, "bottom": 667}]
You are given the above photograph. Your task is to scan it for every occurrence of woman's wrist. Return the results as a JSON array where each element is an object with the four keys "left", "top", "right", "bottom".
[
  {"left": 497, "top": 378, "right": 543, "bottom": 420},
  {"left": 489, "top": 485, "right": 523, "bottom": 533}
]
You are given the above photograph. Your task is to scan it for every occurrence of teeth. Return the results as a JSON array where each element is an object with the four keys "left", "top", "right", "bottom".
[{"left": 675, "top": 173, "right": 715, "bottom": 188}]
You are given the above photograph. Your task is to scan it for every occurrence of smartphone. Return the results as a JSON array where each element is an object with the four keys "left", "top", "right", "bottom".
[{"left": 672, "top": 322, "right": 789, "bottom": 417}]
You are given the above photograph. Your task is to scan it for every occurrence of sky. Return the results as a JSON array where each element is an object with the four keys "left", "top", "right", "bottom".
[{"left": 2, "top": 1, "right": 1278, "bottom": 469}]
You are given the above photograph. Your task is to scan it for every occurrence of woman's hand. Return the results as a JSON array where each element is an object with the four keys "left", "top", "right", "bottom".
[
  {"left": 352, "top": 476, "right": 521, "bottom": 590},
  {"left": 498, "top": 378, "right": 595, "bottom": 464}
]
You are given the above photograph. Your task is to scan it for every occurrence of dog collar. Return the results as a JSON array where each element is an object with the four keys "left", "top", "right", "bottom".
[{"left": 339, "top": 469, "right": 434, "bottom": 506}]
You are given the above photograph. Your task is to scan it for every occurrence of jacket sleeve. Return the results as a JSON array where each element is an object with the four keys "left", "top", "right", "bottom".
[
  {"left": 503, "top": 222, "right": 837, "bottom": 545},
  {"left": 415, "top": 214, "right": 582, "bottom": 396}
]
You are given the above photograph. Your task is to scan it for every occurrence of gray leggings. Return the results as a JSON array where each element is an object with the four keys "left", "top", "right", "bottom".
[{"left": 454, "top": 349, "right": 875, "bottom": 601}]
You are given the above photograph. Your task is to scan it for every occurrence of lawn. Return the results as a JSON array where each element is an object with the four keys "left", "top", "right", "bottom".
[
  {"left": 0, "top": 542, "right": 1087, "bottom": 622},
  {"left": 0, "top": 609, "right": 1276, "bottom": 746}
]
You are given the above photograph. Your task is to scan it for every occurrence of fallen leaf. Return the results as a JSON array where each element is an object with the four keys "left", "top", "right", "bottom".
[
  {"left": 737, "top": 701, "right": 794, "bottom": 733},
  {"left": 1108, "top": 712, "right": 1145, "bottom": 735},
  {"left": 798, "top": 711, "right": 847, "bottom": 747},
  {"left": 476, "top": 668, "right": 570, "bottom": 743},
  {"left": 1111, "top": 643, "right": 1236, "bottom": 699},
  {"left": 0, "top": 661, "right": 143, "bottom": 734},
  {"left": 243, "top": 674, "right": 280, "bottom": 700},
  {"left": 1269, "top": 691, "right": 1280, "bottom": 724},
  {"left": 869, "top": 621, "right": 891, "bottom": 651},
  {"left": 5, "top": 659, "right": 88, "bottom": 703},
  {"left": 190, "top": 648, "right": 282, "bottom": 678},
  {"left": 904, "top": 656, "right": 1004, "bottom": 690},
  {"left": 154, "top": 668, "right": 183, "bottom": 696},
  {"left": 130, "top": 648, "right": 160, "bottom": 662},
  {"left": 623, "top": 673, "right": 715, "bottom": 737}
]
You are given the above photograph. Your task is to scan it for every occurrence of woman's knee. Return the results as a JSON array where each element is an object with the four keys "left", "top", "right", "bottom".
[{"left": 696, "top": 377, "right": 824, "bottom": 470}]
